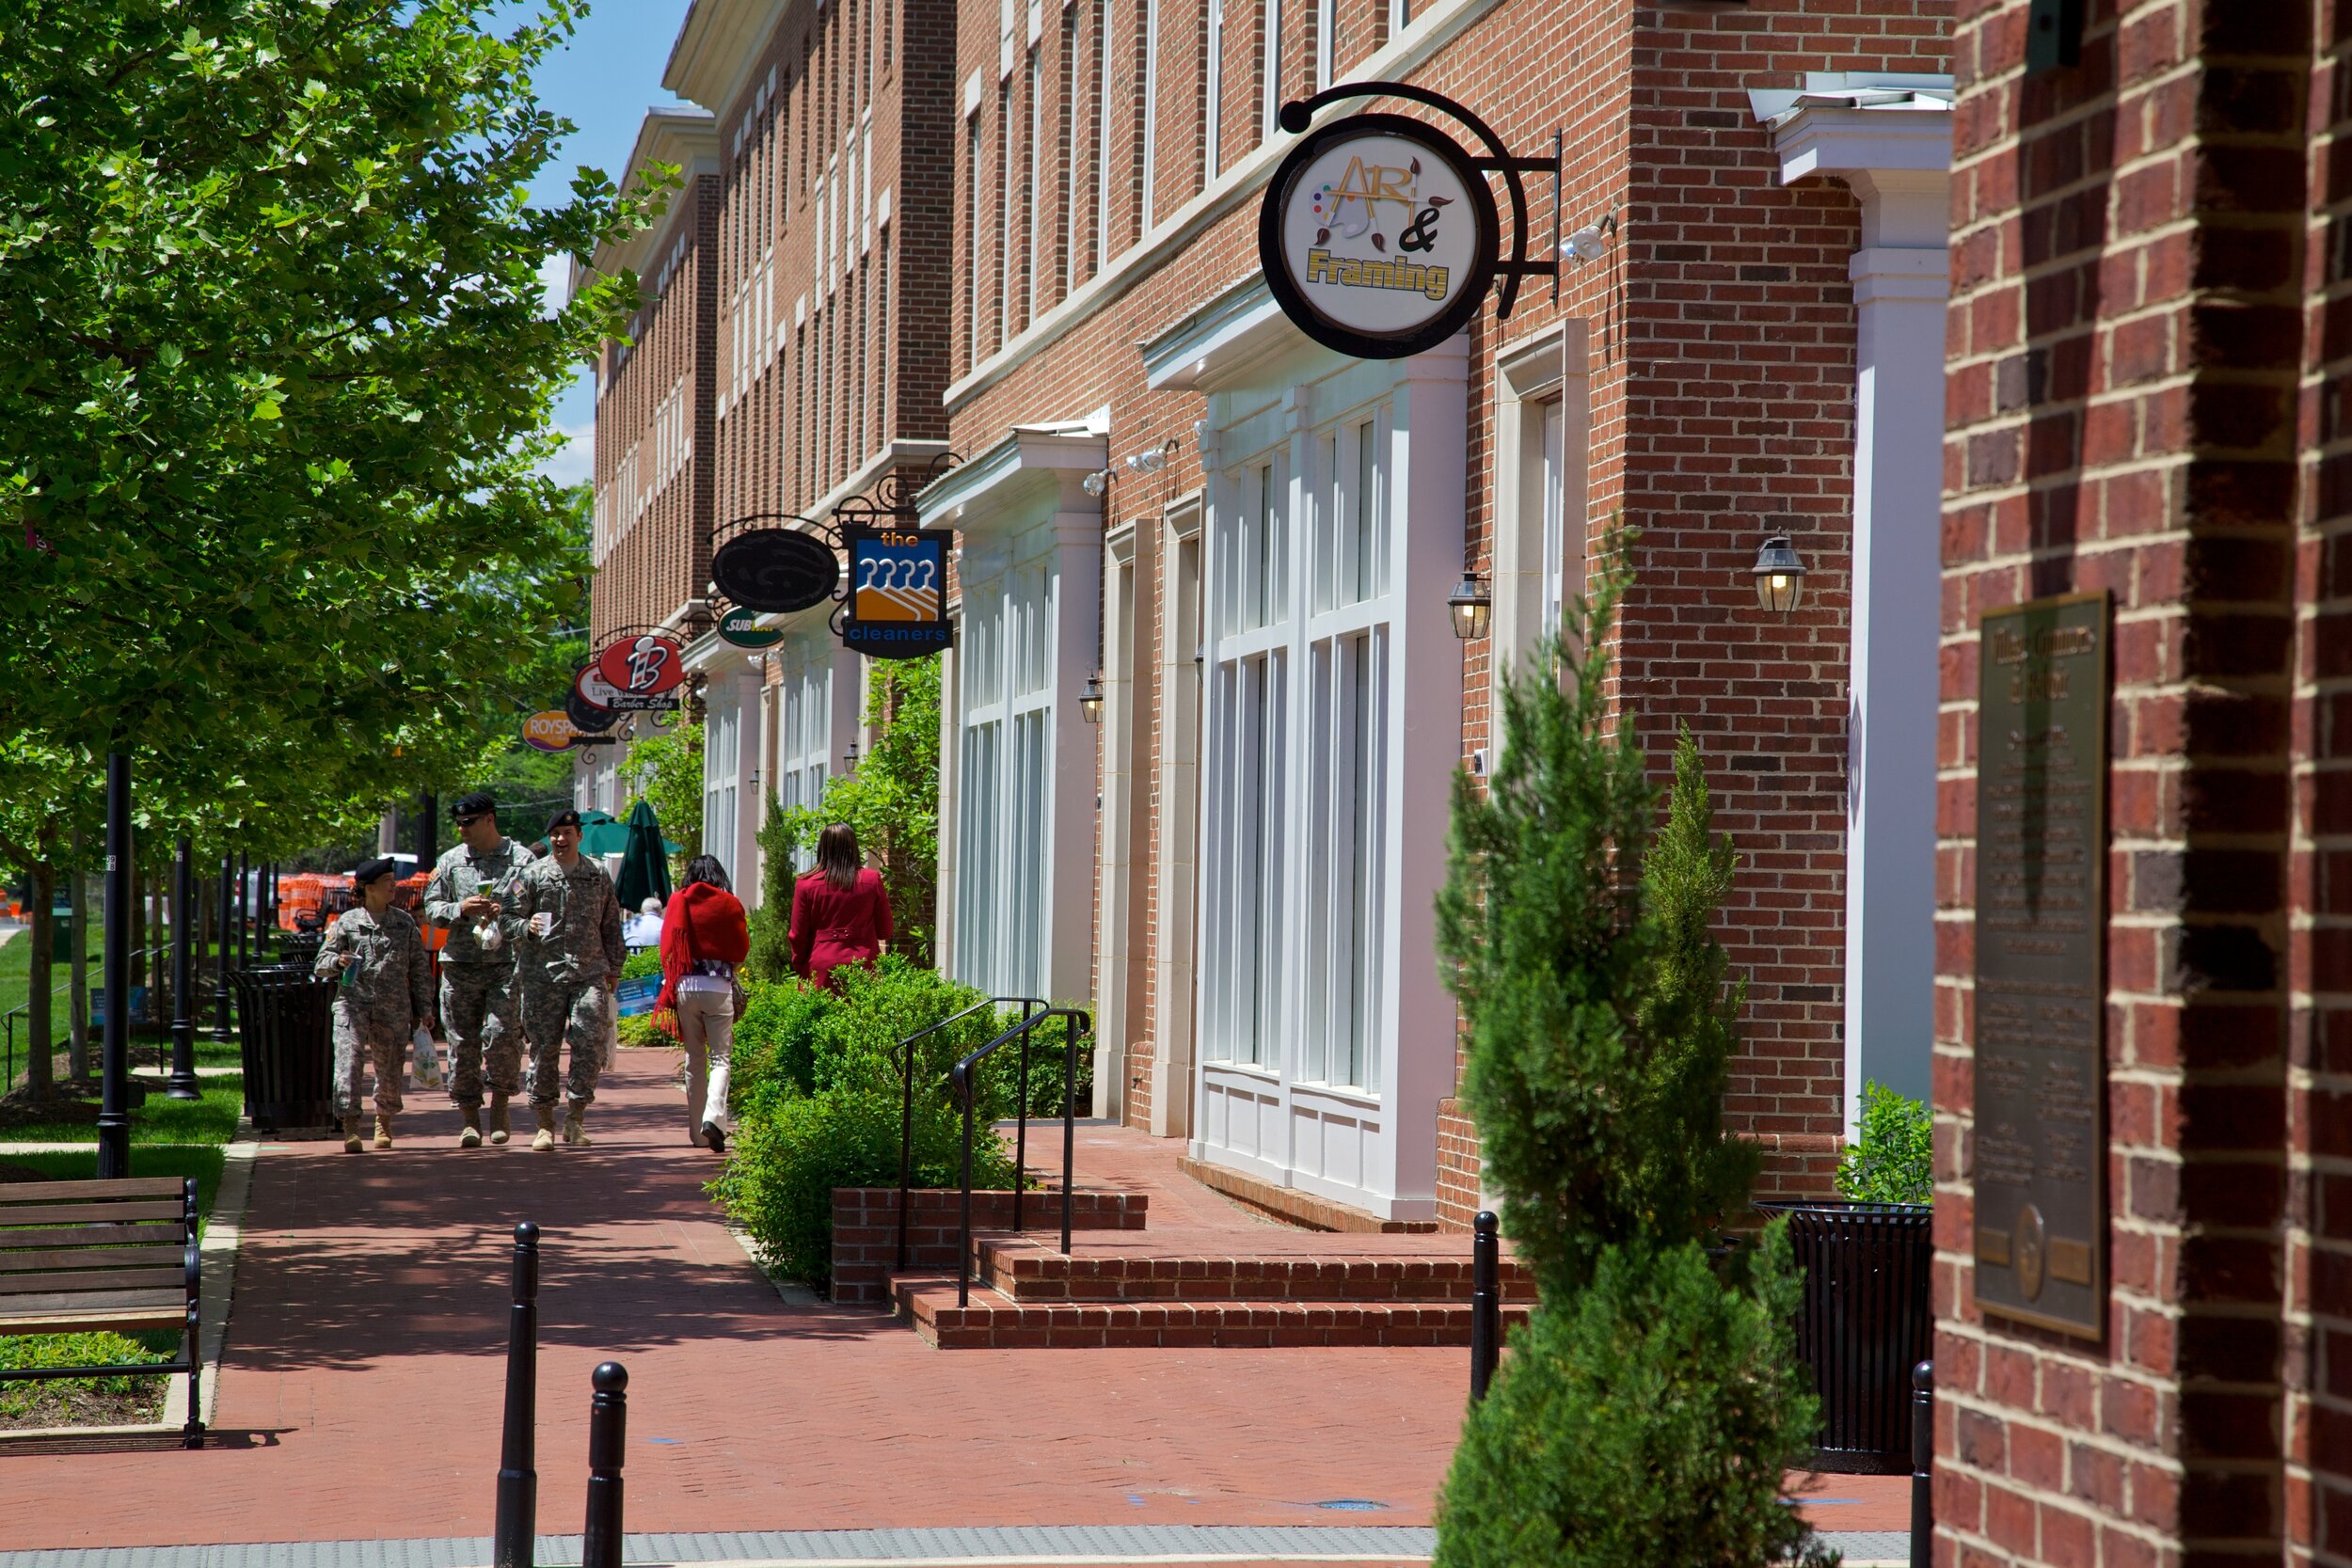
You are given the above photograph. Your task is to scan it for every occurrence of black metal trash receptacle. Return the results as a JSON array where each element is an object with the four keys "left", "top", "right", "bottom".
[
  {"left": 276, "top": 931, "right": 325, "bottom": 973},
  {"left": 230, "top": 964, "right": 338, "bottom": 1132},
  {"left": 1756, "top": 1199, "right": 1932, "bottom": 1475}
]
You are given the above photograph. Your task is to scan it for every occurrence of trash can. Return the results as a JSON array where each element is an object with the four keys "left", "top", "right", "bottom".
[
  {"left": 230, "top": 964, "right": 338, "bottom": 1132},
  {"left": 1756, "top": 1199, "right": 1932, "bottom": 1474},
  {"left": 276, "top": 930, "right": 325, "bottom": 973}
]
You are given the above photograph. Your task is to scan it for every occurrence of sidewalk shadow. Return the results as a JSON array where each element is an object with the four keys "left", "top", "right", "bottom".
[{"left": 0, "top": 1427, "right": 287, "bottom": 1457}]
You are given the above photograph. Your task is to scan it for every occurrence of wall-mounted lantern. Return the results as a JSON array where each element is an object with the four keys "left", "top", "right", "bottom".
[
  {"left": 1751, "top": 535, "right": 1807, "bottom": 615},
  {"left": 1079, "top": 671, "right": 1106, "bottom": 723},
  {"left": 1449, "top": 573, "right": 1493, "bottom": 641}
]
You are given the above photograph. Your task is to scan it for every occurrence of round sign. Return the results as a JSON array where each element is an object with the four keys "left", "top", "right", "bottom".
[
  {"left": 717, "top": 605, "right": 786, "bottom": 649},
  {"left": 596, "top": 632, "right": 686, "bottom": 696},
  {"left": 1258, "top": 114, "right": 1499, "bottom": 361},
  {"left": 566, "top": 686, "right": 616, "bottom": 734},
  {"left": 523, "top": 710, "right": 579, "bottom": 752},
  {"left": 712, "top": 527, "right": 841, "bottom": 614}
]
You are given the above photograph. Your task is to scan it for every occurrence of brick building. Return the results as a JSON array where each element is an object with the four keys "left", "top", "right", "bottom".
[
  {"left": 583, "top": 107, "right": 723, "bottom": 816},
  {"left": 914, "top": 0, "right": 1949, "bottom": 1224},
  {"left": 1936, "top": 2, "right": 2352, "bottom": 1564},
  {"left": 593, "top": 0, "right": 961, "bottom": 893}
]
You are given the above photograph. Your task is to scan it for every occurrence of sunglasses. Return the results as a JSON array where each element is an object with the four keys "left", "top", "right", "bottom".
[{"left": 455, "top": 816, "right": 486, "bottom": 829}]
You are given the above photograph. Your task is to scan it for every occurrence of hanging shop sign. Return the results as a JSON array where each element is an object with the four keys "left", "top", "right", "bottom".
[
  {"left": 522, "top": 710, "right": 580, "bottom": 753},
  {"left": 839, "top": 523, "right": 952, "bottom": 659},
  {"left": 711, "top": 527, "right": 839, "bottom": 614},
  {"left": 566, "top": 685, "right": 616, "bottom": 734},
  {"left": 717, "top": 606, "right": 785, "bottom": 649},
  {"left": 594, "top": 631, "right": 686, "bottom": 710},
  {"left": 1258, "top": 85, "right": 1560, "bottom": 361}
]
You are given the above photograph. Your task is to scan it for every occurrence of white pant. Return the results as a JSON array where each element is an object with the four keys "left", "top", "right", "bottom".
[{"left": 675, "top": 987, "right": 734, "bottom": 1136}]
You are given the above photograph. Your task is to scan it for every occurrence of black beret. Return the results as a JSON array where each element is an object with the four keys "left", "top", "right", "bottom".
[
  {"left": 352, "top": 857, "right": 400, "bottom": 887},
  {"left": 453, "top": 790, "right": 498, "bottom": 820},
  {"left": 548, "top": 809, "right": 582, "bottom": 832}
]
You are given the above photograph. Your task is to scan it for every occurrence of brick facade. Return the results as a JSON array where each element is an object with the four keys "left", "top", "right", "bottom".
[{"left": 1939, "top": 2, "right": 2351, "bottom": 1563}]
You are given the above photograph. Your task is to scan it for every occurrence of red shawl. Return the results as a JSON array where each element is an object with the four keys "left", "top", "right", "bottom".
[{"left": 655, "top": 881, "right": 751, "bottom": 1013}]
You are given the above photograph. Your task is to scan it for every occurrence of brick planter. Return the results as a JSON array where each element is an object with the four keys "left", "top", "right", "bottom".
[{"left": 829, "top": 1187, "right": 1148, "bottom": 1305}]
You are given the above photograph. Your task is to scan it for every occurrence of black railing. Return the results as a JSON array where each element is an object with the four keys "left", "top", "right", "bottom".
[
  {"left": 893, "top": 996, "right": 1044, "bottom": 1269},
  {"left": 947, "top": 1006, "right": 1093, "bottom": 1307}
]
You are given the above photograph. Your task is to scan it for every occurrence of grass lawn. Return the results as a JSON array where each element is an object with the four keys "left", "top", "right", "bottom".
[
  {"left": 0, "top": 1143, "right": 229, "bottom": 1427},
  {"left": 0, "top": 1076, "right": 244, "bottom": 1147}
]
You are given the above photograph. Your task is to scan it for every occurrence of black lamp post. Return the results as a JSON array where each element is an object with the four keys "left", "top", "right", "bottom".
[
  {"left": 234, "top": 851, "right": 249, "bottom": 973},
  {"left": 97, "top": 752, "right": 132, "bottom": 1180},
  {"left": 212, "top": 854, "right": 233, "bottom": 1041},
  {"left": 167, "top": 837, "right": 201, "bottom": 1101}
]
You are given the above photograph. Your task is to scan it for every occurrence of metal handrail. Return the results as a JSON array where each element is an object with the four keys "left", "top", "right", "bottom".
[
  {"left": 947, "top": 1006, "right": 1093, "bottom": 1307},
  {"left": 894, "top": 996, "right": 1045, "bottom": 1268}
]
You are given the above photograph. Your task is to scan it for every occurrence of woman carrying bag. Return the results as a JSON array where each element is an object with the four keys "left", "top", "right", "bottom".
[{"left": 656, "top": 856, "right": 750, "bottom": 1153}]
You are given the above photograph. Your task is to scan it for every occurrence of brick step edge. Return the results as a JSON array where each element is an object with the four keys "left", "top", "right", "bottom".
[
  {"left": 892, "top": 1276, "right": 1532, "bottom": 1349},
  {"left": 974, "top": 1249, "right": 1539, "bottom": 1304}
]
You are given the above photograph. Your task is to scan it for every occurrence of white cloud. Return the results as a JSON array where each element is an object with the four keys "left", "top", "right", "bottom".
[
  {"left": 537, "top": 420, "right": 596, "bottom": 487},
  {"left": 539, "top": 252, "right": 571, "bottom": 320}
]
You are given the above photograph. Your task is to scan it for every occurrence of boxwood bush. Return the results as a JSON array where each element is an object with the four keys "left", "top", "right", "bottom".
[{"left": 710, "top": 958, "right": 1091, "bottom": 1291}]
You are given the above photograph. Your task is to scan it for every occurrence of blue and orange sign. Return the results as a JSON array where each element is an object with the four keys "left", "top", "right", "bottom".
[{"left": 841, "top": 526, "right": 952, "bottom": 658}]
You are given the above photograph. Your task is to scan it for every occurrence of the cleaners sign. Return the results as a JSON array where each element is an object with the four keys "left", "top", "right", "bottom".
[{"left": 1260, "top": 114, "right": 1499, "bottom": 360}]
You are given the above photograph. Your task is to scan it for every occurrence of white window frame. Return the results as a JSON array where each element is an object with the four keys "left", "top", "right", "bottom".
[{"left": 953, "top": 559, "right": 1059, "bottom": 999}]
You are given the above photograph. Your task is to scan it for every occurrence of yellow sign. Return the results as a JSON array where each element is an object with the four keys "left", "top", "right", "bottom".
[{"left": 523, "top": 710, "right": 579, "bottom": 752}]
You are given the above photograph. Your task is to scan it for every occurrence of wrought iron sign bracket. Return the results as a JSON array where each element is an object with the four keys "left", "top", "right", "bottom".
[{"left": 1277, "top": 83, "right": 1562, "bottom": 321}]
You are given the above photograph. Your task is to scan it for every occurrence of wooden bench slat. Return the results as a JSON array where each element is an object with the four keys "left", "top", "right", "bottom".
[
  {"left": 0, "top": 1245, "right": 187, "bottom": 1274},
  {"left": 0, "top": 1202, "right": 187, "bottom": 1226},
  {"left": 0, "top": 1178, "right": 187, "bottom": 1203},
  {"left": 0, "top": 1267, "right": 186, "bottom": 1297},
  {"left": 0, "top": 1224, "right": 184, "bottom": 1250},
  {"left": 0, "top": 1308, "right": 186, "bottom": 1338},
  {"left": 0, "top": 1288, "right": 184, "bottom": 1320}
]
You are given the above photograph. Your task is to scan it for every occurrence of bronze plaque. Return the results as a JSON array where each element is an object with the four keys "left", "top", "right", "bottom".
[{"left": 1972, "top": 591, "right": 2109, "bottom": 1338}]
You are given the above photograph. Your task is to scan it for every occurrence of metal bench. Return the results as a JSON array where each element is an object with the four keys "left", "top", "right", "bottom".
[{"left": 0, "top": 1176, "right": 203, "bottom": 1446}]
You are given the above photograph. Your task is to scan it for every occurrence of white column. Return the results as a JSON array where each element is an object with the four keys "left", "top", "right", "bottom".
[
  {"left": 1046, "top": 497, "right": 1104, "bottom": 1006},
  {"left": 1843, "top": 171, "right": 1948, "bottom": 1130}
]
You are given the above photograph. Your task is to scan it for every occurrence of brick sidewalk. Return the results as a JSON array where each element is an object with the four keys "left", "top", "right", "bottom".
[{"left": 0, "top": 1048, "right": 1908, "bottom": 1548}]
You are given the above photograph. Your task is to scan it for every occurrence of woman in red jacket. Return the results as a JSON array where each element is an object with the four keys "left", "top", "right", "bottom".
[
  {"left": 657, "top": 856, "right": 750, "bottom": 1152},
  {"left": 791, "top": 823, "right": 893, "bottom": 991}
]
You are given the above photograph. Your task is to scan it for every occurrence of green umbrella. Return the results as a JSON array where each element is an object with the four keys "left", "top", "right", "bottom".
[
  {"left": 578, "top": 812, "right": 631, "bottom": 858},
  {"left": 615, "top": 799, "right": 673, "bottom": 911}
]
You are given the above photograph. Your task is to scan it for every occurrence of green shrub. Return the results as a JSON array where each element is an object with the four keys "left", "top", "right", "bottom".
[
  {"left": 1835, "top": 1081, "right": 1931, "bottom": 1206},
  {"left": 619, "top": 946, "right": 663, "bottom": 984},
  {"left": 0, "top": 1331, "right": 171, "bottom": 1421},
  {"left": 1437, "top": 1227, "right": 1834, "bottom": 1568}
]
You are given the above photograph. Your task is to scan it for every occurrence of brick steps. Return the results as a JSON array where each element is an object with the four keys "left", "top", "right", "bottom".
[
  {"left": 892, "top": 1275, "right": 1531, "bottom": 1349},
  {"left": 972, "top": 1233, "right": 1538, "bottom": 1304}
]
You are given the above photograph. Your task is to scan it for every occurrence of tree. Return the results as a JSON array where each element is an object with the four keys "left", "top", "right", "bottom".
[{"left": 616, "top": 719, "right": 703, "bottom": 865}]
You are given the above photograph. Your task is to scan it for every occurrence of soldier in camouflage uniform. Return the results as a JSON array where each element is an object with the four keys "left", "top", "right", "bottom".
[
  {"left": 312, "top": 858, "right": 434, "bottom": 1152},
  {"left": 514, "top": 809, "right": 625, "bottom": 1150},
  {"left": 421, "top": 790, "right": 535, "bottom": 1148}
]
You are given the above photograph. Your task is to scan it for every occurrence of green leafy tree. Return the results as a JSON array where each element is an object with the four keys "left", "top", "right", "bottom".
[
  {"left": 1835, "top": 1082, "right": 1932, "bottom": 1205},
  {"left": 745, "top": 791, "right": 798, "bottom": 983},
  {"left": 617, "top": 719, "right": 703, "bottom": 865}
]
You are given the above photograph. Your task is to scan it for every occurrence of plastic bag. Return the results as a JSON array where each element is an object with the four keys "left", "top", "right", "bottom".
[{"left": 411, "top": 1026, "right": 441, "bottom": 1088}]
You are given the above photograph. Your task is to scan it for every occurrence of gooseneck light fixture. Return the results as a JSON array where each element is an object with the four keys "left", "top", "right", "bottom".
[
  {"left": 1448, "top": 572, "right": 1493, "bottom": 641},
  {"left": 1750, "top": 535, "right": 1807, "bottom": 615}
]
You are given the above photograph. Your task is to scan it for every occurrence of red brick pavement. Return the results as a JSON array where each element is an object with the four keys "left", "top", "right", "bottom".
[{"left": 0, "top": 1049, "right": 1907, "bottom": 1546}]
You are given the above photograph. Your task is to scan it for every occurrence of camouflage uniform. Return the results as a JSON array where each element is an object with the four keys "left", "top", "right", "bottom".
[
  {"left": 514, "top": 852, "right": 625, "bottom": 1107},
  {"left": 421, "top": 839, "right": 535, "bottom": 1107},
  {"left": 313, "top": 904, "right": 433, "bottom": 1120}
]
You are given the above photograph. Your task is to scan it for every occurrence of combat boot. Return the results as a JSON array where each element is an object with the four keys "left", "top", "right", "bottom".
[
  {"left": 563, "top": 1099, "right": 592, "bottom": 1148},
  {"left": 373, "top": 1114, "right": 394, "bottom": 1150},
  {"left": 531, "top": 1103, "right": 557, "bottom": 1152},
  {"left": 342, "top": 1117, "right": 365, "bottom": 1154},
  {"left": 487, "top": 1091, "right": 512, "bottom": 1146},
  {"left": 458, "top": 1103, "right": 483, "bottom": 1148}
]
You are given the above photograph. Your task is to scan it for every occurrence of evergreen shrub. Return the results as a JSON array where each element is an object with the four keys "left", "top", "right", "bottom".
[
  {"left": 1834, "top": 1081, "right": 1931, "bottom": 1206},
  {"left": 1436, "top": 1230, "right": 1835, "bottom": 1568},
  {"left": 711, "top": 958, "right": 1079, "bottom": 1290}
]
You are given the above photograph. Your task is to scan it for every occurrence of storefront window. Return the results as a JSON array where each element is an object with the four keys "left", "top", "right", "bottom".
[{"left": 955, "top": 561, "right": 1057, "bottom": 998}]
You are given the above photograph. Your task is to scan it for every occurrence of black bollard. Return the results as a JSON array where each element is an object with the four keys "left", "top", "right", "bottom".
[
  {"left": 494, "top": 1222, "right": 540, "bottom": 1568},
  {"left": 581, "top": 1362, "right": 628, "bottom": 1568},
  {"left": 1470, "top": 1211, "right": 1500, "bottom": 1403},
  {"left": 1910, "top": 1359, "right": 1933, "bottom": 1568}
]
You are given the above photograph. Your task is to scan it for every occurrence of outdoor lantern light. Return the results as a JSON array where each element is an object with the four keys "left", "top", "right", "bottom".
[
  {"left": 844, "top": 736, "right": 861, "bottom": 769},
  {"left": 1448, "top": 573, "right": 1492, "bottom": 641},
  {"left": 1750, "top": 535, "right": 1807, "bottom": 615},
  {"left": 1079, "top": 670, "right": 1105, "bottom": 722}
]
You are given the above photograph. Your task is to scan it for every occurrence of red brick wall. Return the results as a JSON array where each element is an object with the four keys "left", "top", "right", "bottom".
[
  {"left": 1938, "top": 3, "right": 2333, "bottom": 1564},
  {"left": 828, "top": 1185, "right": 1151, "bottom": 1304}
]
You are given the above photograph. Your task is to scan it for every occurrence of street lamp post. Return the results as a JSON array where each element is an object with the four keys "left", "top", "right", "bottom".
[
  {"left": 97, "top": 752, "right": 133, "bottom": 1180},
  {"left": 167, "top": 837, "right": 201, "bottom": 1101},
  {"left": 212, "top": 854, "right": 233, "bottom": 1041},
  {"left": 235, "top": 851, "right": 250, "bottom": 973}
]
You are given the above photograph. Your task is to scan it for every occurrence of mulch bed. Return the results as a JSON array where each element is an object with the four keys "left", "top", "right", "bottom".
[{"left": 0, "top": 1379, "right": 166, "bottom": 1432}]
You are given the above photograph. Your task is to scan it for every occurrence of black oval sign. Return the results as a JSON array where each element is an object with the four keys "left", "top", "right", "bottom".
[
  {"left": 712, "top": 528, "right": 841, "bottom": 614},
  {"left": 567, "top": 687, "right": 616, "bottom": 734}
]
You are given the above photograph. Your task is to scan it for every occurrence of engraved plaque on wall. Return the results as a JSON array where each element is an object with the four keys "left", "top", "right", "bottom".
[{"left": 1973, "top": 591, "right": 2110, "bottom": 1338}]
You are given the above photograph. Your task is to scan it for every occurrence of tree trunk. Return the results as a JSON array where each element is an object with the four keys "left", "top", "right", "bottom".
[
  {"left": 68, "top": 832, "right": 88, "bottom": 1083},
  {"left": 24, "top": 856, "right": 55, "bottom": 1100}
]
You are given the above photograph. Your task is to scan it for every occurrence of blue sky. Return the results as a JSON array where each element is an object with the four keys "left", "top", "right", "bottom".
[{"left": 506, "top": 0, "right": 698, "bottom": 485}]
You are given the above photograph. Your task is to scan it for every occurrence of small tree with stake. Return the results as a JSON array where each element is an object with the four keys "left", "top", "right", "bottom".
[{"left": 1432, "top": 544, "right": 1831, "bottom": 1568}]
